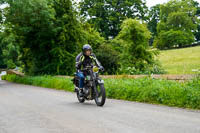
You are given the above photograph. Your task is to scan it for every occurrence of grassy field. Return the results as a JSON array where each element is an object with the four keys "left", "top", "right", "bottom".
[{"left": 158, "top": 46, "right": 200, "bottom": 74}]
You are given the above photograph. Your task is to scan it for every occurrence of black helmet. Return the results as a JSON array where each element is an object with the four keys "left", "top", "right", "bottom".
[{"left": 82, "top": 44, "right": 92, "bottom": 54}]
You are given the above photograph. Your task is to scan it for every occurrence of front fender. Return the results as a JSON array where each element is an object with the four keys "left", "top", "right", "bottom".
[{"left": 97, "top": 79, "right": 104, "bottom": 85}]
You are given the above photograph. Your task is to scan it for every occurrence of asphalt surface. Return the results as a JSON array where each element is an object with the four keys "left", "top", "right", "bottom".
[{"left": 0, "top": 80, "right": 200, "bottom": 133}]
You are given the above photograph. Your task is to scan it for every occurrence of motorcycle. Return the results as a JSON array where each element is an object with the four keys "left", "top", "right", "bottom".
[{"left": 72, "top": 66, "right": 106, "bottom": 106}]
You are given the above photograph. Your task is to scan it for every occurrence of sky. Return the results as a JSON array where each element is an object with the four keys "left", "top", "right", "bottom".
[
  {"left": 146, "top": 0, "right": 200, "bottom": 7},
  {"left": 1, "top": 0, "right": 200, "bottom": 9},
  {"left": 146, "top": 0, "right": 169, "bottom": 7}
]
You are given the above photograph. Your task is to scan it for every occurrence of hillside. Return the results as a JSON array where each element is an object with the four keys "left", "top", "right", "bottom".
[{"left": 158, "top": 46, "right": 200, "bottom": 74}]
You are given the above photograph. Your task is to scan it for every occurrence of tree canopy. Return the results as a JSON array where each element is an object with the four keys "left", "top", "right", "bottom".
[
  {"left": 154, "top": 0, "right": 198, "bottom": 49},
  {"left": 3, "top": 0, "right": 82, "bottom": 75},
  {"left": 79, "top": 0, "right": 148, "bottom": 39},
  {"left": 116, "top": 19, "right": 161, "bottom": 74},
  {"left": 2, "top": 0, "right": 200, "bottom": 75}
]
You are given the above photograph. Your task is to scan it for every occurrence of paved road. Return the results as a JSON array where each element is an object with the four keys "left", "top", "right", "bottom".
[{"left": 0, "top": 80, "right": 200, "bottom": 133}]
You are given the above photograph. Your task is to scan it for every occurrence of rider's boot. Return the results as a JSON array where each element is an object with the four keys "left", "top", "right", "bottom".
[
  {"left": 74, "top": 86, "right": 79, "bottom": 92},
  {"left": 79, "top": 88, "right": 84, "bottom": 97}
]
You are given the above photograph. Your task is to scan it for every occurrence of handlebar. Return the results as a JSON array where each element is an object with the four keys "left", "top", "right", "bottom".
[
  {"left": 82, "top": 66, "right": 93, "bottom": 71},
  {"left": 80, "top": 65, "right": 104, "bottom": 72}
]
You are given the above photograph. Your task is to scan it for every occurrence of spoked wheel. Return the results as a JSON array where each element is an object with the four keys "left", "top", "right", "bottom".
[
  {"left": 77, "top": 91, "right": 85, "bottom": 103},
  {"left": 95, "top": 84, "right": 106, "bottom": 106}
]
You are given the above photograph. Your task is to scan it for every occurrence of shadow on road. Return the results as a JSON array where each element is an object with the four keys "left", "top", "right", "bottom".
[{"left": 60, "top": 101, "right": 110, "bottom": 109}]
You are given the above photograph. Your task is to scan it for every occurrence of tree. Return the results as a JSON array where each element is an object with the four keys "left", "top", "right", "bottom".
[
  {"left": 154, "top": 0, "right": 197, "bottom": 49},
  {"left": 50, "top": 0, "right": 83, "bottom": 75},
  {"left": 80, "top": 22, "right": 105, "bottom": 53},
  {"left": 147, "top": 4, "right": 160, "bottom": 45},
  {"left": 0, "top": 30, "right": 20, "bottom": 69},
  {"left": 0, "top": 32, "right": 6, "bottom": 68},
  {"left": 0, "top": 4, "right": 20, "bottom": 69},
  {"left": 5, "top": 0, "right": 57, "bottom": 75},
  {"left": 4, "top": 0, "right": 82, "bottom": 75},
  {"left": 194, "top": 0, "right": 200, "bottom": 41},
  {"left": 95, "top": 40, "right": 120, "bottom": 74},
  {"left": 80, "top": 23, "right": 120, "bottom": 74},
  {"left": 79, "top": 0, "right": 148, "bottom": 39},
  {"left": 116, "top": 18, "right": 159, "bottom": 73}
]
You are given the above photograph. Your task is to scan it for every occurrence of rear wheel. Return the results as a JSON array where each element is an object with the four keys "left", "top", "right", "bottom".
[{"left": 95, "top": 84, "right": 106, "bottom": 106}]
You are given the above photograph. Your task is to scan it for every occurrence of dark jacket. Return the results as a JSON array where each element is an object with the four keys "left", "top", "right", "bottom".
[{"left": 75, "top": 52, "right": 101, "bottom": 70}]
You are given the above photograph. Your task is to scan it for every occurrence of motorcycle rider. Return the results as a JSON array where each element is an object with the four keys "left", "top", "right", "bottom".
[{"left": 75, "top": 44, "right": 104, "bottom": 95}]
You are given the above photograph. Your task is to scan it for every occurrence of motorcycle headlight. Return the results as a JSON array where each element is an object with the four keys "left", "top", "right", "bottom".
[{"left": 93, "top": 66, "right": 99, "bottom": 73}]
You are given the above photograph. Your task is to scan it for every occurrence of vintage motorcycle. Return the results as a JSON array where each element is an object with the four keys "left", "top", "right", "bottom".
[{"left": 72, "top": 66, "right": 106, "bottom": 106}]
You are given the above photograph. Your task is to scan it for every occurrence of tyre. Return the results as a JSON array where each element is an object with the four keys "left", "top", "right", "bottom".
[
  {"left": 77, "top": 92, "right": 85, "bottom": 103},
  {"left": 95, "top": 84, "right": 106, "bottom": 106}
]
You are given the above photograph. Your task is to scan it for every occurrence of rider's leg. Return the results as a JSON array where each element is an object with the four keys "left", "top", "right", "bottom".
[
  {"left": 76, "top": 72, "right": 84, "bottom": 96},
  {"left": 77, "top": 72, "right": 84, "bottom": 89}
]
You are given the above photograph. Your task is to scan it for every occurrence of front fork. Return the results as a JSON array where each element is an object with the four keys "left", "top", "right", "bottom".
[{"left": 88, "top": 70, "right": 104, "bottom": 99}]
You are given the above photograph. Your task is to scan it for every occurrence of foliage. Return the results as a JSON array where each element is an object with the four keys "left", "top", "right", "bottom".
[
  {"left": 147, "top": 4, "right": 160, "bottom": 45},
  {"left": 3, "top": 0, "right": 82, "bottom": 75},
  {"left": 79, "top": 0, "right": 148, "bottom": 39},
  {"left": 79, "top": 23, "right": 120, "bottom": 74},
  {"left": 0, "top": 32, "right": 6, "bottom": 68},
  {"left": 154, "top": 0, "right": 197, "bottom": 49},
  {"left": 49, "top": 0, "right": 82, "bottom": 75},
  {"left": 106, "top": 77, "right": 200, "bottom": 109},
  {"left": 2, "top": 74, "right": 74, "bottom": 91},
  {"left": 194, "top": 1, "right": 200, "bottom": 41},
  {"left": 1, "top": 0, "right": 165, "bottom": 75},
  {"left": 1, "top": 0, "right": 200, "bottom": 75},
  {"left": 115, "top": 18, "right": 163, "bottom": 74},
  {"left": 95, "top": 41, "right": 120, "bottom": 74},
  {"left": 3, "top": 74, "right": 200, "bottom": 109},
  {"left": 0, "top": 27, "right": 20, "bottom": 69},
  {"left": 154, "top": 30, "right": 194, "bottom": 49},
  {"left": 80, "top": 23, "right": 105, "bottom": 53},
  {"left": 148, "top": 4, "right": 160, "bottom": 37}
]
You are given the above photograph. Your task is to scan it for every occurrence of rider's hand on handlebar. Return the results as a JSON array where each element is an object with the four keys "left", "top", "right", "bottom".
[{"left": 99, "top": 66, "right": 104, "bottom": 72}]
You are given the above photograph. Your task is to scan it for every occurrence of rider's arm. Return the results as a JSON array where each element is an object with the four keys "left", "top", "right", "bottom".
[
  {"left": 91, "top": 54, "right": 104, "bottom": 71},
  {"left": 75, "top": 53, "right": 84, "bottom": 70}
]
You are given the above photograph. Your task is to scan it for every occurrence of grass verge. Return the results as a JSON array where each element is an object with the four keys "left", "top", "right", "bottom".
[
  {"left": 2, "top": 75, "right": 74, "bottom": 92},
  {"left": 2, "top": 74, "right": 200, "bottom": 109}
]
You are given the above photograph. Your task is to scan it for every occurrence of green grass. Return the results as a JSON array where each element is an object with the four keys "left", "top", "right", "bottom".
[
  {"left": 2, "top": 74, "right": 200, "bottom": 109},
  {"left": 158, "top": 46, "right": 200, "bottom": 74},
  {"left": 2, "top": 75, "right": 74, "bottom": 92}
]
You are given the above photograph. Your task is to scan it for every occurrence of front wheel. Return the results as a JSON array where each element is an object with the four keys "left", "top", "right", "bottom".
[
  {"left": 77, "top": 91, "right": 85, "bottom": 103},
  {"left": 95, "top": 84, "right": 106, "bottom": 106}
]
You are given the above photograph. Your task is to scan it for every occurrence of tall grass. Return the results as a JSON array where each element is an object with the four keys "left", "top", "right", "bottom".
[
  {"left": 104, "top": 78, "right": 200, "bottom": 109},
  {"left": 2, "top": 74, "right": 200, "bottom": 109}
]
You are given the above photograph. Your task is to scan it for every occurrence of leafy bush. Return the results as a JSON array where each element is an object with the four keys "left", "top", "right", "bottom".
[
  {"left": 118, "top": 60, "right": 166, "bottom": 75},
  {"left": 2, "top": 74, "right": 200, "bottom": 109},
  {"left": 114, "top": 18, "right": 165, "bottom": 74},
  {"left": 95, "top": 42, "right": 120, "bottom": 75},
  {"left": 154, "top": 30, "right": 194, "bottom": 49}
]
